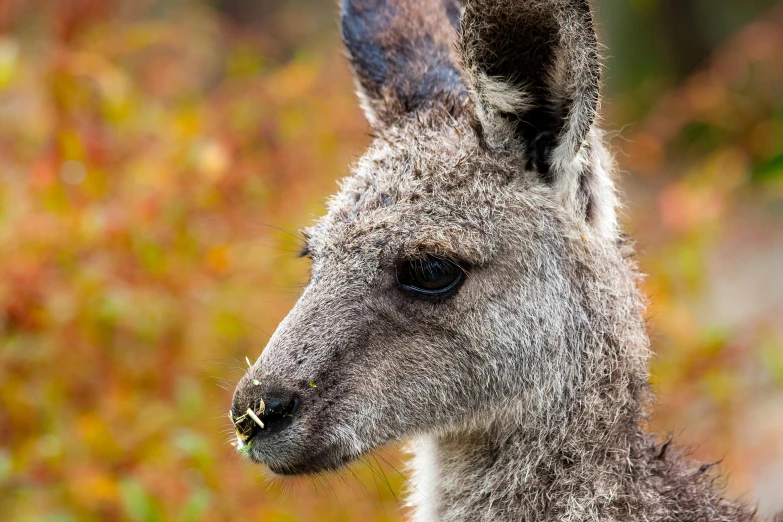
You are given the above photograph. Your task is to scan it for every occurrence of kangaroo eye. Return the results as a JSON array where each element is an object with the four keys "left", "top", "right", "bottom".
[{"left": 397, "top": 257, "right": 466, "bottom": 299}]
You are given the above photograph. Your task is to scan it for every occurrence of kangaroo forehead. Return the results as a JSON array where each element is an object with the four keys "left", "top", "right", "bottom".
[
  {"left": 308, "top": 211, "right": 496, "bottom": 266},
  {"left": 305, "top": 135, "right": 532, "bottom": 263},
  {"left": 331, "top": 129, "right": 518, "bottom": 214},
  {"left": 315, "top": 184, "right": 501, "bottom": 262}
]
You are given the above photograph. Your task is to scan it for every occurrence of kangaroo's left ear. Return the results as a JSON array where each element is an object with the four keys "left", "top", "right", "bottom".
[
  {"left": 462, "top": 0, "right": 601, "bottom": 181},
  {"left": 342, "top": 0, "right": 468, "bottom": 129}
]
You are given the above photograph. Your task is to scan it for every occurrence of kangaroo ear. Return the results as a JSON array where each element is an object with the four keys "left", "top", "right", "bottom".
[
  {"left": 342, "top": 0, "right": 468, "bottom": 128},
  {"left": 462, "top": 0, "right": 600, "bottom": 180}
]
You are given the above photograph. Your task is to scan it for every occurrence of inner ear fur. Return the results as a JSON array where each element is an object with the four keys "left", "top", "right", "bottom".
[
  {"left": 462, "top": 0, "right": 600, "bottom": 179},
  {"left": 342, "top": 0, "right": 468, "bottom": 128}
]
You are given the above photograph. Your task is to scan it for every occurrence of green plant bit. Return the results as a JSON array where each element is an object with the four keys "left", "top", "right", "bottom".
[
  {"left": 308, "top": 379, "right": 317, "bottom": 388},
  {"left": 238, "top": 442, "right": 252, "bottom": 455},
  {"left": 252, "top": 379, "right": 261, "bottom": 385}
]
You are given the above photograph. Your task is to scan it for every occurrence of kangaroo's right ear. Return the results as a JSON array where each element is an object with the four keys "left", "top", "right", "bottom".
[
  {"left": 462, "top": 0, "right": 601, "bottom": 181},
  {"left": 342, "top": 0, "right": 468, "bottom": 129}
]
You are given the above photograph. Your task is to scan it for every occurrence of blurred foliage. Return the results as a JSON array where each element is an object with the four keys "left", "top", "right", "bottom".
[
  {"left": 618, "top": 5, "right": 783, "bottom": 511},
  {"left": 0, "top": 0, "right": 782, "bottom": 520}
]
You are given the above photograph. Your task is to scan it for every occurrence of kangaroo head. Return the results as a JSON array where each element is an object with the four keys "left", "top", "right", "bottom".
[{"left": 231, "top": 0, "right": 634, "bottom": 475}]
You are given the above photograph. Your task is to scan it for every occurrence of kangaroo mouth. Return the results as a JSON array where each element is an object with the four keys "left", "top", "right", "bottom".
[
  {"left": 235, "top": 416, "right": 365, "bottom": 476},
  {"left": 264, "top": 444, "right": 359, "bottom": 476}
]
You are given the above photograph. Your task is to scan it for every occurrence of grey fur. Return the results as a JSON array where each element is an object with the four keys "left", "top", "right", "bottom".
[{"left": 230, "top": 0, "right": 782, "bottom": 520}]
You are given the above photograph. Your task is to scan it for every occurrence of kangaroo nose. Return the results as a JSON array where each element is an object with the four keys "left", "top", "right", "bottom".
[{"left": 231, "top": 387, "right": 300, "bottom": 443}]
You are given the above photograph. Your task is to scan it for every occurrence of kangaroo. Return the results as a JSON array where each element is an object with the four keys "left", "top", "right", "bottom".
[{"left": 230, "top": 0, "right": 782, "bottom": 520}]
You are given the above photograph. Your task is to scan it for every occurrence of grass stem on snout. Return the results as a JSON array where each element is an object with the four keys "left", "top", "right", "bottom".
[
  {"left": 230, "top": 397, "right": 265, "bottom": 444},
  {"left": 246, "top": 408, "right": 264, "bottom": 429}
]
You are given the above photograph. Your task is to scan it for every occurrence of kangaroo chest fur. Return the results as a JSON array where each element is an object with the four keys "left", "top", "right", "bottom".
[{"left": 407, "top": 420, "right": 760, "bottom": 522}]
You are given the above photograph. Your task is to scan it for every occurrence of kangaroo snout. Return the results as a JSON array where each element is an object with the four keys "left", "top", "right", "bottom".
[{"left": 231, "top": 380, "right": 300, "bottom": 444}]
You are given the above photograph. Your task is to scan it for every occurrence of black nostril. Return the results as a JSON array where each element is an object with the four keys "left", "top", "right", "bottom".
[
  {"left": 232, "top": 391, "right": 300, "bottom": 443},
  {"left": 258, "top": 396, "right": 300, "bottom": 436}
]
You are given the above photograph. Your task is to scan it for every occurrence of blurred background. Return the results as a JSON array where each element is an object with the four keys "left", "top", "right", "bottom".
[{"left": 1, "top": 0, "right": 782, "bottom": 520}]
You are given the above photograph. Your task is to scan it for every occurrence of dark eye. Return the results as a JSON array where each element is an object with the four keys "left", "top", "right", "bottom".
[{"left": 397, "top": 257, "right": 466, "bottom": 299}]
